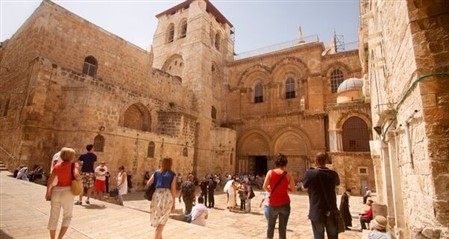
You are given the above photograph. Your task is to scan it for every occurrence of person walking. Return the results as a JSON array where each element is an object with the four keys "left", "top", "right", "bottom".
[
  {"left": 339, "top": 189, "right": 352, "bottom": 230},
  {"left": 179, "top": 174, "right": 196, "bottom": 215},
  {"left": 94, "top": 161, "right": 108, "bottom": 201},
  {"left": 146, "top": 157, "right": 176, "bottom": 239},
  {"left": 262, "top": 154, "right": 296, "bottom": 239},
  {"left": 116, "top": 166, "right": 128, "bottom": 206},
  {"left": 302, "top": 152, "right": 340, "bottom": 239},
  {"left": 363, "top": 187, "right": 372, "bottom": 204},
  {"left": 75, "top": 144, "right": 97, "bottom": 205},
  {"left": 45, "top": 147, "right": 81, "bottom": 239}
]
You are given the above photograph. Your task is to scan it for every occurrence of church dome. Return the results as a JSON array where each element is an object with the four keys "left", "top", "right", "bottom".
[{"left": 337, "top": 77, "right": 363, "bottom": 93}]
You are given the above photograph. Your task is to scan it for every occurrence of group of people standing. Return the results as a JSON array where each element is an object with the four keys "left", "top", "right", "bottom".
[
  {"left": 45, "top": 144, "right": 129, "bottom": 239},
  {"left": 44, "top": 146, "right": 391, "bottom": 239}
]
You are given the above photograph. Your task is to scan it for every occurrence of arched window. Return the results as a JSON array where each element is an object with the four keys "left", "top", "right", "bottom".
[
  {"left": 215, "top": 32, "right": 221, "bottom": 50},
  {"left": 285, "top": 77, "right": 296, "bottom": 99},
  {"left": 331, "top": 69, "right": 344, "bottom": 93},
  {"left": 183, "top": 147, "right": 188, "bottom": 157},
  {"left": 93, "top": 135, "right": 105, "bottom": 152},
  {"left": 254, "top": 83, "right": 264, "bottom": 103},
  {"left": 167, "top": 23, "right": 175, "bottom": 43},
  {"left": 83, "top": 56, "right": 97, "bottom": 77},
  {"left": 179, "top": 19, "right": 187, "bottom": 38},
  {"left": 230, "top": 153, "right": 233, "bottom": 165},
  {"left": 342, "top": 116, "right": 370, "bottom": 152},
  {"left": 211, "top": 106, "right": 217, "bottom": 120},
  {"left": 147, "top": 141, "right": 155, "bottom": 158},
  {"left": 123, "top": 104, "right": 151, "bottom": 132}
]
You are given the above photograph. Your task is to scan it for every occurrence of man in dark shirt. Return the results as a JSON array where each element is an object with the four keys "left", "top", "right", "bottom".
[
  {"left": 75, "top": 144, "right": 97, "bottom": 205},
  {"left": 302, "top": 152, "right": 340, "bottom": 239}
]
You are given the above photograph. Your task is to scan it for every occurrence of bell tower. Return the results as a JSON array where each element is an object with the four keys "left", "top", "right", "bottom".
[{"left": 151, "top": 0, "right": 235, "bottom": 176}]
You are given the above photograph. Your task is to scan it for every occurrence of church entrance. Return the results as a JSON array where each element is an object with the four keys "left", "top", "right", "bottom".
[{"left": 249, "top": 156, "right": 268, "bottom": 176}]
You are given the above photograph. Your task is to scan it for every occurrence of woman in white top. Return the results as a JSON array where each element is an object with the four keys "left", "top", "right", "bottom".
[{"left": 116, "top": 166, "right": 128, "bottom": 206}]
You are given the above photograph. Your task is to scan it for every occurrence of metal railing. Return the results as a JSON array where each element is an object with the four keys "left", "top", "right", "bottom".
[
  {"left": 234, "top": 35, "right": 320, "bottom": 60},
  {"left": 0, "top": 145, "right": 16, "bottom": 161}
]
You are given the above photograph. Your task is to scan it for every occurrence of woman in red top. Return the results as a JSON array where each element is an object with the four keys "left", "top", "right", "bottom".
[
  {"left": 45, "top": 147, "right": 81, "bottom": 239},
  {"left": 262, "top": 154, "right": 296, "bottom": 239}
]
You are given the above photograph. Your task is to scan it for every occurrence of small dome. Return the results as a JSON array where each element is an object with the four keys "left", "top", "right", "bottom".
[{"left": 337, "top": 77, "right": 363, "bottom": 93}]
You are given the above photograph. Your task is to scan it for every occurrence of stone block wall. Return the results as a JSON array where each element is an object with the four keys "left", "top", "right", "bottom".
[{"left": 363, "top": 0, "right": 449, "bottom": 238}]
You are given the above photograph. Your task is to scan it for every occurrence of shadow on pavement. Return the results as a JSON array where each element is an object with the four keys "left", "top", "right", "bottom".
[{"left": 0, "top": 230, "right": 14, "bottom": 239}]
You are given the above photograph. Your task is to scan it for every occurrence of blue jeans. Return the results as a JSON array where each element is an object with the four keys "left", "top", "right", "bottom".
[
  {"left": 267, "top": 204, "right": 290, "bottom": 239},
  {"left": 311, "top": 219, "right": 338, "bottom": 239}
]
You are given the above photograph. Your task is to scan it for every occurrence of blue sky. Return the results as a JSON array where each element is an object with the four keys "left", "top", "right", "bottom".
[{"left": 0, "top": 0, "right": 360, "bottom": 54}]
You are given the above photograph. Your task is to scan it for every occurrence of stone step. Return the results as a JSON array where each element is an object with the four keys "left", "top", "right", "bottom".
[{"left": 0, "top": 160, "right": 7, "bottom": 171}]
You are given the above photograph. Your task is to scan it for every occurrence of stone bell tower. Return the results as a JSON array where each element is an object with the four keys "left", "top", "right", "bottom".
[{"left": 151, "top": 0, "right": 236, "bottom": 176}]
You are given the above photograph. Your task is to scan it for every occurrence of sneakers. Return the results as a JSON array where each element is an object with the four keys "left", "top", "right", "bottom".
[
  {"left": 74, "top": 201, "right": 82, "bottom": 205},
  {"left": 85, "top": 200, "right": 90, "bottom": 205}
]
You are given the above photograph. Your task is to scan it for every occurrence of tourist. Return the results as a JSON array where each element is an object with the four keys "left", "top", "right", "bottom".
[
  {"left": 368, "top": 215, "right": 392, "bottom": 239},
  {"left": 302, "top": 152, "right": 340, "bottom": 239},
  {"left": 360, "top": 199, "right": 374, "bottom": 230},
  {"left": 75, "top": 144, "right": 97, "bottom": 205},
  {"left": 94, "top": 161, "right": 108, "bottom": 201},
  {"left": 147, "top": 157, "right": 176, "bottom": 239},
  {"left": 227, "top": 180, "right": 238, "bottom": 210},
  {"left": 116, "top": 166, "right": 128, "bottom": 206},
  {"left": 179, "top": 174, "right": 196, "bottom": 215},
  {"left": 188, "top": 196, "right": 208, "bottom": 226},
  {"left": 339, "top": 188, "right": 352, "bottom": 230},
  {"left": 46, "top": 147, "right": 80, "bottom": 239},
  {"left": 199, "top": 176, "right": 209, "bottom": 206},
  {"left": 363, "top": 187, "right": 372, "bottom": 204},
  {"left": 262, "top": 154, "right": 296, "bottom": 239},
  {"left": 207, "top": 176, "right": 216, "bottom": 208},
  {"left": 259, "top": 191, "right": 269, "bottom": 221}
]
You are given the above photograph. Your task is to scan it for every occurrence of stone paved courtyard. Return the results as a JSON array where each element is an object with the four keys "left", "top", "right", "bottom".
[{"left": 1, "top": 171, "right": 366, "bottom": 238}]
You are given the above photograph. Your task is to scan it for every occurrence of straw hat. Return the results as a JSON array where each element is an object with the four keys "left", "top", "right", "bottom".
[{"left": 371, "top": 215, "right": 388, "bottom": 231}]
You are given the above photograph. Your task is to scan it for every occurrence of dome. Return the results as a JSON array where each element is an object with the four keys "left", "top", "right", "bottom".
[{"left": 337, "top": 77, "right": 363, "bottom": 93}]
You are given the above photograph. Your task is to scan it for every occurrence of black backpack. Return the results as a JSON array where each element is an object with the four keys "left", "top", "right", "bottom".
[{"left": 182, "top": 181, "right": 194, "bottom": 198}]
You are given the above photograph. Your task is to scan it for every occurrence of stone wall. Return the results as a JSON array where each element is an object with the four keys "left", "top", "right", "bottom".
[{"left": 361, "top": 0, "right": 449, "bottom": 238}]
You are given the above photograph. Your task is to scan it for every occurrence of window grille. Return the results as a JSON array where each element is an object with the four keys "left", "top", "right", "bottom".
[
  {"left": 255, "top": 83, "right": 264, "bottom": 103},
  {"left": 285, "top": 77, "right": 296, "bottom": 99},
  {"left": 330, "top": 69, "right": 344, "bottom": 93}
]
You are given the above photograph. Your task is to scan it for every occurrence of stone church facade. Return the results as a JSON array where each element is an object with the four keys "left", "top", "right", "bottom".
[{"left": 0, "top": 0, "right": 372, "bottom": 195}]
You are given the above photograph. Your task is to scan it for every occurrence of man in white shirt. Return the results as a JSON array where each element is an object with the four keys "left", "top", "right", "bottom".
[
  {"left": 94, "top": 161, "right": 108, "bottom": 200},
  {"left": 189, "top": 196, "right": 208, "bottom": 226}
]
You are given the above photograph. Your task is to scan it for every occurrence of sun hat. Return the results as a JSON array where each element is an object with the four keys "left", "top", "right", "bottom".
[{"left": 371, "top": 215, "right": 388, "bottom": 231}]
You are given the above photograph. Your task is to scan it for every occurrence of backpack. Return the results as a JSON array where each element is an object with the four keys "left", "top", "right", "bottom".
[
  {"left": 248, "top": 187, "right": 255, "bottom": 199},
  {"left": 182, "top": 181, "right": 194, "bottom": 198}
]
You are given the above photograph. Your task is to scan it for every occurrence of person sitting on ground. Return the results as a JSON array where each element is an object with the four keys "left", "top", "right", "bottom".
[
  {"left": 187, "top": 196, "right": 209, "bottom": 226},
  {"left": 368, "top": 215, "right": 392, "bottom": 239},
  {"left": 360, "top": 199, "right": 374, "bottom": 230}
]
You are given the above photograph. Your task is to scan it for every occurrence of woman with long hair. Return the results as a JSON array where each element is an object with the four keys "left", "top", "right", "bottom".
[
  {"left": 146, "top": 157, "right": 176, "bottom": 239},
  {"left": 46, "top": 147, "right": 81, "bottom": 239},
  {"left": 116, "top": 165, "right": 128, "bottom": 206},
  {"left": 262, "top": 154, "right": 296, "bottom": 239}
]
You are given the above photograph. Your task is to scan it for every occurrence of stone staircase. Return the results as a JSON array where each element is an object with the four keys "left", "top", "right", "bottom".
[{"left": 0, "top": 160, "right": 7, "bottom": 171}]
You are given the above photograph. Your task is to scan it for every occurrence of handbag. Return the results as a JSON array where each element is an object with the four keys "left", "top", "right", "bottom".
[
  {"left": 70, "top": 163, "right": 83, "bottom": 196},
  {"left": 144, "top": 173, "right": 156, "bottom": 201},
  {"left": 316, "top": 169, "right": 345, "bottom": 234}
]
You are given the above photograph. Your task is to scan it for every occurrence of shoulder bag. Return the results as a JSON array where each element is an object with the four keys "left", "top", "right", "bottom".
[
  {"left": 269, "top": 170, "right": 287, "bottom": 196},
  {"left": 144, "top": 172, "right": 156, "bottom": 201},
  {"left": 71, "top": 163, "right": 83, "bottom": 196}
]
